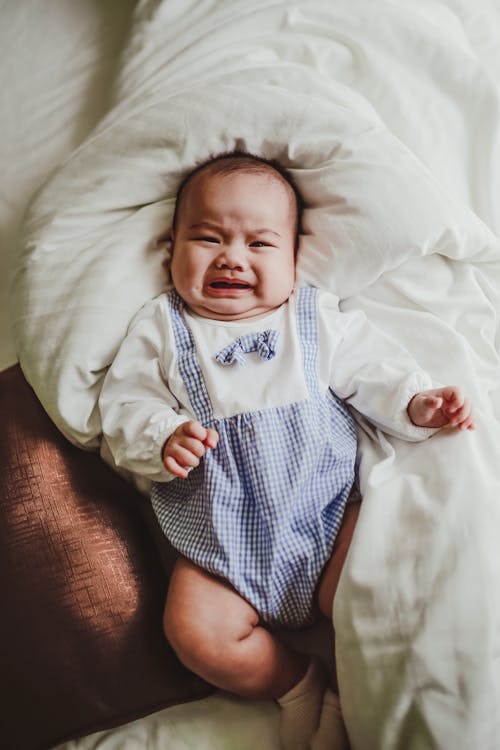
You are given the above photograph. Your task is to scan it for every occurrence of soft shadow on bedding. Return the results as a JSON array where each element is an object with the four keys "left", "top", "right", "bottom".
[{"left": 72, "top": 0, "right": 137, "bottom": 145}]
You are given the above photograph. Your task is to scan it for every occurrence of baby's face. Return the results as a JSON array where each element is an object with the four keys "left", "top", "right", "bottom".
[{"left": 170, "top": 170, "right": 296, "bottom": 321}]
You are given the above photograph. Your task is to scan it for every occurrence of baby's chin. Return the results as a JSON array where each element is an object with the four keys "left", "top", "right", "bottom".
[{"left": 190, "top": 296, "right": 280, "bottom": 321}]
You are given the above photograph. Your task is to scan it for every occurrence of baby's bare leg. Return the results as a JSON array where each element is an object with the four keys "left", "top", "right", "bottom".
[
  {"left": 163, "top": 556, "right": 308, "bottom": 699},
  {"left": 310, "top": 500, "right": 360, "bottom": 750},
  {"left": 316, "top": 500, "right": 361, "bottom": 620}
]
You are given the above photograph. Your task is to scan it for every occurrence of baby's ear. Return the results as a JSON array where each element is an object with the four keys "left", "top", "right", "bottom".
[
  {"left": 157, "top": 227, "right": 174, "bottom": 246},
  {"left": 156, "top": 229, "right": 174, "bottom": 282}
]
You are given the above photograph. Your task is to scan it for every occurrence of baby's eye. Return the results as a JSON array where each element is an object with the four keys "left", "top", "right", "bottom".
[
  {"left": 194, "top": 236, "right": 219, "bottom": 243},
  {"left": 249, "top": 241, "right": 269, "bottom": 248}
]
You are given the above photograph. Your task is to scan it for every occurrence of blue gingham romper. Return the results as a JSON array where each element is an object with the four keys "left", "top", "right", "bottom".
[{"left": 151, "top": 287, "right": 357, "bottom": 628}]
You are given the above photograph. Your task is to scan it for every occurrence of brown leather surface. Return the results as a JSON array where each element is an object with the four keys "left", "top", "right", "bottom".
[{"left": 0, "top": 365, "right": 210, "bottom": 750}]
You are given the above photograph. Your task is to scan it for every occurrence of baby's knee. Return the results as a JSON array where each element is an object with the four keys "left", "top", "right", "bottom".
[
  {"left": 163, "top": 597, "right": 226, "bottom": 676},
  {"left": 163, "top": 599, "right": 197, "bottom": 667},
  {"left": 162, "top": 558, "right": 261, "bottom": 685}
]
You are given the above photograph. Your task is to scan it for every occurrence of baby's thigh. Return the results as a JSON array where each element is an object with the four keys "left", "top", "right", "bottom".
[
  {"left": 163, "top": 556, "right": 259, "bottom": 659},
  {"left": 316, "top": 500, "right": 361, "bottom": 620}
]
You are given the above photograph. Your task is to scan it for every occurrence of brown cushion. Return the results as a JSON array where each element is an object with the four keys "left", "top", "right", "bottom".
[{"left": 0, "top": 365, "right": 211, "bottom": 750}]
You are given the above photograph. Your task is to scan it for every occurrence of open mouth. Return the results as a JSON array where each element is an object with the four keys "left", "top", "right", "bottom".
[{"left": 209, "top": 281, "right": 251, "bottom": 289}]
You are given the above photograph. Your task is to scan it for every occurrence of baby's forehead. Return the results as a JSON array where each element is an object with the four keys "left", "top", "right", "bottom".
[
  {"left": 179, "top": 166, "right": 293, "bottom": 212},
  {"left": 172, "top": 158, "right": 300, "bottom": 232},
  {"left": 188, "top": 165, "right": 284, "bottom": 192}
]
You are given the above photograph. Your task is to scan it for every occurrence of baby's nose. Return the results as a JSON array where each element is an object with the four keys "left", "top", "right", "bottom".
[{"left": 215, "top": 246, "right": 248, "bottom": 270}]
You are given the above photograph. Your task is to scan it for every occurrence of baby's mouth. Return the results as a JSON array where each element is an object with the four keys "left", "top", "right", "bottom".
[{"left": 209, "top": 281, "right": 251, "bottom": 289}]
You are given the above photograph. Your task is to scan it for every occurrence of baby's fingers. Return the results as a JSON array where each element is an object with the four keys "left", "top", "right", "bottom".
[
  {"left": 181, "top": 420, "right": 219, "bottom": 450},
  {"left": 447, "top": 397, "right": 470, "bottom": 425},
  {"left": 455, "top": 402, "right": 475, "bottom": 431},
  {"left": 204, "top": 428, "right": 219, "bottom": 449},
  {"left": 164, "top": 454, "right": 191, "bottom": 479},
  {"left": 180, "top": 436, "right": 207, "bottom": 458},
  {"left": 171, "top": 444, "right": 203, "bottom": 469},
  {"left": 441, "top": 385, "right": 465, "bottom": 414},
  {"left": 180, "top": 420, "right": 208, "bottom": 440}
]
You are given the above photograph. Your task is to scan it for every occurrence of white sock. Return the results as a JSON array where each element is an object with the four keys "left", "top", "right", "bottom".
[
  {"left": 276, "top": 658, "right": 328, "bottom": 750},
  {"left": 310, "top": 687, "right": 350, "bottom": 750}
]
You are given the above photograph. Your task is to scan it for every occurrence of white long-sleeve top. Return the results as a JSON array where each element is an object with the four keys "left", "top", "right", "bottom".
[{"left": 99, "top": 287, "right": 436, "bottom": 482}]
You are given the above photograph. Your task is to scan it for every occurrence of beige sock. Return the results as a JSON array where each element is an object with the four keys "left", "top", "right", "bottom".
[
  {"left": 276, "top": 658, "right": 328, "bottom": 750},
  {"left": 310, "top": 687, "right": 350, "bottom": 750}
]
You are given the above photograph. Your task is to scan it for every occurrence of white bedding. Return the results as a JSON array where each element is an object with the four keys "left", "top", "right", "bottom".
[
  {"left": 6, "top": 1, "right": 500, "bottom": 749},
  {"left": 0, "top": 0, "right": 136, "bottom": 371}
]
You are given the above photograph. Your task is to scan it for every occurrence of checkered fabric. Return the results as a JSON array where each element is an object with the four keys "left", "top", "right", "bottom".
[
  {"left": 215, "top": 329, "right": 279, "bottom": 366},
  {"left": 151, "top": 288, "right": 357, "bottom": 628}
]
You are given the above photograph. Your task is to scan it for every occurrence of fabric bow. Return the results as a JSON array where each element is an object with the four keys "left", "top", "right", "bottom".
[{"left": 215, "top": 330, "right": 279, "bottom": 366}]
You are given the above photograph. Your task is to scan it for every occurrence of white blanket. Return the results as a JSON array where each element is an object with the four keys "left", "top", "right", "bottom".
[
  {"left": 10, "top": 1, "right": 500, "bottom": 748},
  {"left": 0, "top": 0, "right": 135, "bottom": 370}
]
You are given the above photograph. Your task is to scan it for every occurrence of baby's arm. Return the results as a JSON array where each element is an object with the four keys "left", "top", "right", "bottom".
[
  {"left": 99, "top": 297, "right": 192, "bottom": 480},
  {"left": 408, "top": 386, "right": 475, "bottom": 431},
  {"left": 319, "top": 293, "right": 471, "bottom": 441},
  {"left": 163, "top": 420, "right": 219, "bottom": 478}
]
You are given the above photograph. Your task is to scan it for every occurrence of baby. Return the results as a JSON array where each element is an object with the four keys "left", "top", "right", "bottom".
[{"left": 99, "top": 151, "right": 474, "bottom": 750}]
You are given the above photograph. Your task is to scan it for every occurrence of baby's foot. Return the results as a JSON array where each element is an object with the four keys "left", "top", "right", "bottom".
[
  {"left": 310, "top": 687, "right": 350, "bottom": 750},
  {"left": 276, "top": 658, "right": 328, "bottom": 750}
]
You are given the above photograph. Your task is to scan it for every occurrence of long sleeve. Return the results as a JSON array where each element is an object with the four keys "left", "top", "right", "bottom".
[
  {"left": 98, "top": 297, "right": 190, "bottom": 481},
  {"left": 317, "top": 291, "right": 438, "bottom": 441}
]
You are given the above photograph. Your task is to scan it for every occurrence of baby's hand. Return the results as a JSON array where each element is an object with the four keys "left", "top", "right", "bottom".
[
  {"left": 408, "top": 386, "right": 475, "bottom": 431},
  {"left": 162, "top": 420, "right": 219, "bottom": 478}
]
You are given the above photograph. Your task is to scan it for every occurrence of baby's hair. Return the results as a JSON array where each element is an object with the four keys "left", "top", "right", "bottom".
[{"left": 172, "top": 150, "right": 304, "bottom": 251}]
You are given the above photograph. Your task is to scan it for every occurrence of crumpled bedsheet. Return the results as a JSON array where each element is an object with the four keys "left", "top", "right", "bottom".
[{"left": 11, "top": 1, "right": 500, "bottom": 748}]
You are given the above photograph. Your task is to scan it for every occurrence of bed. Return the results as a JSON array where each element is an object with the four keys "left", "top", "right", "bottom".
[{"left": 2, "top": 1, "right": 500, "bottom": 749}]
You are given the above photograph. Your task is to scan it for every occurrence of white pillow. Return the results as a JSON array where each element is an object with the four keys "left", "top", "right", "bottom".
[{"left": 10, "top": 80, "right": 498, "bottom": 447}]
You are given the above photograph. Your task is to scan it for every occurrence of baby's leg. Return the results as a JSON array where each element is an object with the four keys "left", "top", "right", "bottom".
[
  {"left": 316, "top": 499, "right": 361, "bottom": 623},
  {"left": 311, "top": 499, "right": 361, "bottom": 750},
  {"left": 163, "top": 555, "right": 308, "bottom": 699},
  {"left": 164, "top": 557, "right": 328, "bottom": 749}
]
